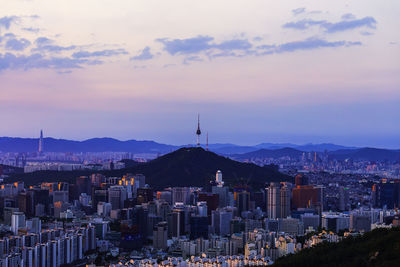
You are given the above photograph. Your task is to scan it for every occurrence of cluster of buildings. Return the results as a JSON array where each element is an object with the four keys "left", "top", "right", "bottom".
[
  {"left": 238, "top": 150, "right": 400, "bottom": 178},
  {"left": 0, "top": 225, "right": 96, "bottom": 266},
  {"left": 0, "top": 166, "right": 399, "bottom": 266}
]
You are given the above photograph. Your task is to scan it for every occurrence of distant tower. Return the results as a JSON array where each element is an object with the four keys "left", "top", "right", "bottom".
[
  {"left": 206, "top": 132, "right": 209, "bottom": 151},
  {"left": 196, "top": 114, "right": 201, "bottom": 147},
  {"left": 38, "top": 129, "right": 44, "bottom": 154}
]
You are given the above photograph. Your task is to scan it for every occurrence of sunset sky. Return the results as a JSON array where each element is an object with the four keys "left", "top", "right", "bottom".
[{"left": 1, "top": 0, "right": 399, "bottom": 147}]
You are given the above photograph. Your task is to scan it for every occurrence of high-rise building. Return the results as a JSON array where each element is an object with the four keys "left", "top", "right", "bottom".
[
  {"left": 212, "top": 208, "right": 233, "bottom": 236},
  {"left": 212, "top": 171, "right": 230, "bottom": 208},
  {"left": 338, "top": 186, "right": 350, "bottom": 211},
  {"left": 157, "top": 201, "right": 171, "bottom": 221},
  {"left": 168, "top": 209, "right": 185, "bottom": 238},
  {"left": 372, "top": 180, "right": 400, "bottom": 209},
  {"left": 198, "top": 193, "right": 219, "bottom": 216},
  {"left": 197, "top": 201, "right": 208, "bottom": 217},
  {"left": 295, "top": 174, "right": 309, "bottom": 186},
  {"left": 76, "top": 176, "right": 92, "bottom": 196},
  {"left": 350, "top": 213, "right": 371, "bottom": 232},
  {"left": 236, "top": 191, "right": 250, "bottom": 216},
  {"left": 172, "top": 187, "right": 191, "bottom": 205},
  {"left": 137, "top": 187, "right": 154, "bottom": 204},
  {"left": 11, "top": 211, "right": 25, "bottom": 235},
  {"left": 292, "top": 185, "right": 320, "bottom": 210},
  {"left": 38, "top": 129, "right": 44, "bottom": 154},
  {"left": 190, "top": 215, "right": 208, "bottom": 239},
  {"left": 280, "top": 183, "right": 291, "bottom": 218},
  {"left": 153, "top": 221, "right": 168, "bottom": 250},
  {"left": 300, "top": 213, "right": 320, "bottom": 231},
  {"left": 267, "top": 182, "right": 281, "bottom": 219},
  {"left": 108, "top": 186, "right": 127, "bottom": 210}
]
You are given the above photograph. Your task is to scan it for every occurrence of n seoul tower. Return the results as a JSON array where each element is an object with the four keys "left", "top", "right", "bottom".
[{"left": 196, "top": 114, "right": 201, "bottom": 147}]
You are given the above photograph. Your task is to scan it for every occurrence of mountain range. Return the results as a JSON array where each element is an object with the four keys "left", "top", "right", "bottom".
[
  {"left": 0, "top": 136, "right": 398, "bottom": 162},
  {"left": 0, "top": 137, "right": 177, "bottom": 154},
  {"left": 0, "top": 136, "right": 356, "bottom": 154}
]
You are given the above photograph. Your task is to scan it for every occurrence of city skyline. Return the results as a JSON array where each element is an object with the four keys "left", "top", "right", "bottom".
[{"left": 1, "top": 0, "right": 399, "bottom": 148}]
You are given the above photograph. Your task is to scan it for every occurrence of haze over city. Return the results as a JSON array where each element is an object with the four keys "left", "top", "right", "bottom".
[{"left": 1, "top": 0, "right": 399, "bottom": 148}]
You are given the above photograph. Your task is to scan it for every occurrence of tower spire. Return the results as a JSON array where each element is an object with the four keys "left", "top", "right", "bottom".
[
  {"left": 196, "top": 114, "right": 201, "bottom": 147},
  {"left": 206, "top": 132, "right": 209, "bottom": 151}
]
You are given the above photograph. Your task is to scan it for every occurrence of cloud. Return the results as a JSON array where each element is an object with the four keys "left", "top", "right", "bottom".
[
  {"left": 275, "top": 38, "right": 361, "bottom": 53},
  {"left": 0, "top": 15, "right": 38, "bottom": 32},
  {"left": 341, "top": 13, "right": 356, "bottom": 20},
  {"left": 72, "top": 48, "right": 128, "bottom": 58},
  {"left": 35, "top": 37, "right": 52, "bottom": 46},
  {"left": 151, "top": 33, "right": 363, "bottom": 65},
  {"left": 283, "top": 16, "right": 377, "bottom": 33},
  {"left": 324, "top": 17, "right": 377, "bottom": 33},
  {"left": 157, "top": 35, "right": 253, "bottom": 58},
  {"left": 215, "top": 39, "right": 252, "bottom": 50},
  {"left": 292, "top": 8, "right": 306, "bottom": 16},
  {"left": 5, "top": 37, "right": 31, "bottom": 51},
  {"left": 360, "top": 31, "right": 374, "bottom": 36},
  {"left": 157, "top": 35, "right": 214, "bottom": 55},
  {"left": 0, "top": 52, "right": 101, "bottom": 71},
  {"left": 22, "top": 27, "right": 40, "bottom": 33},
  {"left": 130, "top": 46, "right": 153, "bottom": 60},
  {"left": 283, "top": 19, "right": 326, "bottom": 30},
  {"left": 33, "top": 37, "right": 76, "bottom": 52},
  {"left": 0, "top": 16, "right": 18, "bottom": 30},
  {"left": 183, "top": 55, "right": 203, "bottom": 65}
]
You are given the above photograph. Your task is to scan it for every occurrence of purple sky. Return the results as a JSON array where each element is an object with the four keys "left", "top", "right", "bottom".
[{"left": 1, "top": 0, "right": 399, "bottom": 148}]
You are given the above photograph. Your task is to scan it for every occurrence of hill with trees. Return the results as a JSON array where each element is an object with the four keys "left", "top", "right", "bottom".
[
  {"left": 7, "top": 147, "right": 290, "bottom": 189},
  {"left": 272, "top": 227, "right": 400, "bottom": 267}
]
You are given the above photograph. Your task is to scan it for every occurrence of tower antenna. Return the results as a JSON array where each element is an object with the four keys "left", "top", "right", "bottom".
[{"left": 196, "top": 114, "right": 201, "bottom": 147}]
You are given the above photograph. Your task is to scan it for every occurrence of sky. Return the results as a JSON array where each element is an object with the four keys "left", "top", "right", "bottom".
[{"left": 0, "top": 0, "right": 399, "bottom": 148}]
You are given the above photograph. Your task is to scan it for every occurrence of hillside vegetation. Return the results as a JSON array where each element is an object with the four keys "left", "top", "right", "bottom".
[{"left": 272, "top": 227, "right": 400, "bottom": 267}]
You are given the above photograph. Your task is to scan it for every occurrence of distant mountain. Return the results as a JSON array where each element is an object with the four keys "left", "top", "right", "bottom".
[
  {"left": 211, "top": 145, "right": 259, "bottom": 155},
  {"left": 329, "top": 148, "right": 400, "bottom": 161},
  {"left": 8, "top": 147, "right": 290, "bottom": 189},
  {"left": 1, "top": 136, "right": 396, "bottom": 162},
  {"left": 255, "top": 142, "right": 356, "bottom": 152},
  {"left": 211, "top": 142, "right": 357, "bottom": 154},
  {"left": 232, "top": 147, "right": 304, "bottom": 160},
  {"left": 0, "top": 137, "right": 178, "bottom": 153}
]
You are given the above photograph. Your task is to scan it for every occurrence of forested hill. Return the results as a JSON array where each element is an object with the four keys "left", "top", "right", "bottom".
[
  {"left": 7, "top": 147, "right": 290, "bottom": 190},
  {"left": 272, "top": 227, "right": 400, "bottom": 267}
]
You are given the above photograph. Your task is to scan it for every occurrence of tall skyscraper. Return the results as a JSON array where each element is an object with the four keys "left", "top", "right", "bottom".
[
  {"left": 372, "top": 179, "right": 400, "bottom": 209},
  {"left": 280, "top": 183, "right": 291, "bottom": 218},
  {"left": 196, "top": 114, "right": 201, "bottom": 147},
  {"left": 267, "top": 182, "right": 281, "bottom": 219},
  {"left": 11, "top": 211, "right": 26, "bottom": 235},
  {"left": 38, "top": 129, "right": 44, "bottom": 154}
]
